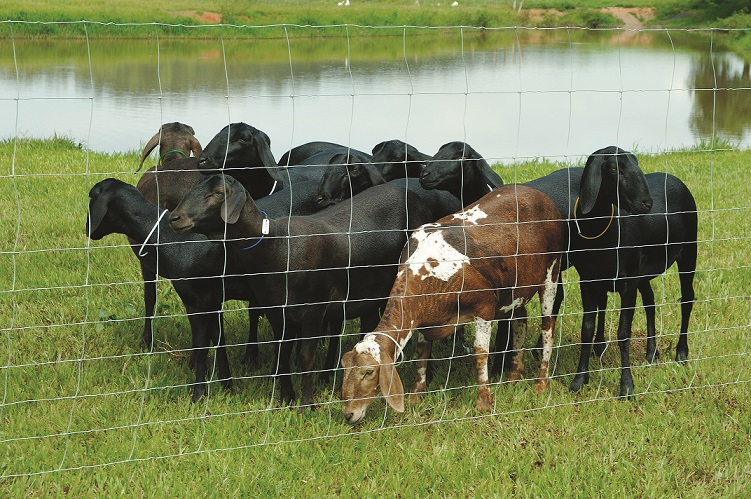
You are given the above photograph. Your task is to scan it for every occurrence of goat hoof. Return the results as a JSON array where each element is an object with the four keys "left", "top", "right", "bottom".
[
  {"left": 318, "top": 369, "right": 339, "bottom": 386},
  {"left": 281, "top": 391, "right": 297, "bottom": 407},
  {"left": 188, "top": 352, "right": 198, "bottom": 371},
  {"left": 296, "top": 402, "right": 317, "bottom": 413},
  {"left": 619, "top": 383, "right": 635, "bottom": 399},
  {"left": 569, "top": 373, "right": 589, "bottom": 392},
  {"left": 475, "top": 392, "right": 494, "bottom": 413},
  {"left": 533, "top": 379, "right": 550, "bottom": 395},
  {"left": 593, "top": 342, "right": 606, "bottom": 358},
  {"left": 191, "top": 385, "right": 206, "bottom": 403},
  {"left": 240, "top": 354, "right": 258, "bottom": 367},
  {"left": 645, "top": 349, "right": 660, "bottom": 364},
  {"left": 409, "top": 392, "right": 424, "bottom": 405},
  {"left": 675, "top": 350, "right": 688, "bottom": 363}
]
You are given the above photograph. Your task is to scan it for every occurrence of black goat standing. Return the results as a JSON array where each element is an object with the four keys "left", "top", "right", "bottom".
[
  {"left": 566, "top": 147, "right": 697, "bottom": 397},
  {"left": 87, "top": 178, "right": 243, "bottom": 402}
]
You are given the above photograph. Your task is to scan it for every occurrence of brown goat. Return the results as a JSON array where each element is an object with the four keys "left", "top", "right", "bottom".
[
  {"left": 340, "top": 185, "right": 565, "bottom": 423},
  {"left": 138, "top": 122, "right": 202, "bottom": 171}
]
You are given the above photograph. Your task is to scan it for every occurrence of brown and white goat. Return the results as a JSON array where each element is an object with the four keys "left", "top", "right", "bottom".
[{"left": 340, "top": 185, "right": 565, "bottom": 423}]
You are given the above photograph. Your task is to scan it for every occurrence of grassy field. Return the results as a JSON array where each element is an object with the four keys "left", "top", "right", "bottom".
[
  {"left": 0, "top": 137, "right": 750, "bottom": 495},
  {"left": 1, "top": 0, "right": 750, "bottom": 37}
]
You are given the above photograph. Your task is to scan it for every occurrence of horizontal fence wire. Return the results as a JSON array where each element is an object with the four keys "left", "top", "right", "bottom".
[{"left": 0, "top": 20, "right": 750, "bottom": 479}]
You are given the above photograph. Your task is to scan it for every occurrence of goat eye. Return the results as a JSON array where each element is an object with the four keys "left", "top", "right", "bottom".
[{"left": 363, "top": 369, "right": 375, "bottom": 378}]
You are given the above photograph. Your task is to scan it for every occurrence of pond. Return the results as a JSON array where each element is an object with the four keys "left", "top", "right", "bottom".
[{"left": 1, "top": 26, "right": 749, "bottom": 164}]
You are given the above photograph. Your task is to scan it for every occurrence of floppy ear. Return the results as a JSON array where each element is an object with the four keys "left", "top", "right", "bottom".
[
  {"left": 220, "top": 179, "right": 247, "bottom": 225},
  {"left": 341, "top": 350, "right": 355, "bottom": 368},
  {"left": 478, "top": 158, "right": 504, "bottom": 189},
  {"left": 363, "top": 165, "right": 386, "bottom": 186},
  {"left": 580, "top": 154, "right": 604, "bottom": 214},
  {"left": 86, "top": 187, "right": 109, "bottom": 237},
  {"left": 378, "top": 351, "right": 405, "bottom": 412},
  {"left": 189, "top": 135, "right": 202, "bottom": 158}
]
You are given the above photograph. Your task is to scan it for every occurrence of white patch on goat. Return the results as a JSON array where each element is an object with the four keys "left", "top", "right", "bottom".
[
  {"left": 498, "top": 296, "right": 527, "bottom": 314},
  {"left": 355, "top": 336, "right": 381, "bottom": 364},
  {"left": 359, "top": 331, "right": 411, "bottom": 364},
  {"left": 540, "top": 259, "right": 559, "bottom": 317},
  {"left": 451, "top": 205, "right": 488, "bottom": 225},
  {"left": 474, "top": 318, "right": 493, "bottom": 384},
  {"left": 474, "top": 318, "right": 493, "bottom": 353},
  {"left": 406, "top": 227, "right": 470, "bottom": 281}
]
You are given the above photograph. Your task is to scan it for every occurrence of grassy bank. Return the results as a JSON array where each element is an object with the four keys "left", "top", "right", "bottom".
[
  {"left": 3, "top": 1, "right": 751, "bottom": 58},
  {"left": 1, "top": 138, "right": 750, "bottom": 494},
  {"left": 1, "top": 1, "right": 741, "bottom": 38}
]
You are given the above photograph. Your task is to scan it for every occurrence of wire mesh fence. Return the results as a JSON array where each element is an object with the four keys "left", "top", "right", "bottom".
[{"left": 1, "top": 20, "right": 750, "bottom": 478}]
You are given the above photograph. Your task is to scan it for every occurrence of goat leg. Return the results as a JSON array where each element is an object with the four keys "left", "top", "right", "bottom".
[
  {"left": 409, "top": 331, "right": 432, "bottom": 405},
  {"left": 616, "top": 285, "right": 638, "bottom": 399},
  {"left": 570, "top": 285, "right": 599, "bottom": 392},
  {"left": 491, "top": 319, "right": 514, "bottom": 377},
  {"left": 473, "top": 318, "right": 494, "bottom": 412},
  {"left": 242, "top": 308, "right": 261, "bottom": 367},
  {"left": 297, "top": 336, "right": 319, "bottom": 412},
  {"left": 639, "top": 280, "right": 659, "bottom": 363},
  {"left": 592, "top": 294, "right": 608, "bottom": 358},
  {"left": 185, "top": 305, "right": 210, "bottom": 403},
  {"left": 676, "top": 252, "right": 696, "bottom": 363},
  {"left": 140, "top": 265, "right": 157, "bottom": 349}
]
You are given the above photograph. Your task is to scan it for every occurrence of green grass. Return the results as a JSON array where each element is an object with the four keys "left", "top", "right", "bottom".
[
  {"left": 0, "top": 1, "right": 701, "bottom": 39},
  {"left": 1, "top": 137, "right": 750, "bottom": 494}
]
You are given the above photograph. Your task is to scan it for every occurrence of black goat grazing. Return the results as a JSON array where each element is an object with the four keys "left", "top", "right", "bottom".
[
  {"left": 419, "top": 141, "right": 504, "bottom": 206},
  {"left": 197, "top": 122, "right": 372, "bottom": 188},
  {"left": 169, "top": 175, "right": 436, "bottom": 409},
  {"left": 87, "top": 178, "right": 249, "bottom": 402},
  {"left": 566, "top": 147, "right": 697, "bottom": 397}
]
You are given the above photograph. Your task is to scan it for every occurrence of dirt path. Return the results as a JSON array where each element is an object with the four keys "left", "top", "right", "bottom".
[{"left": 601, "top": 7, "right": 655, "bottom": 30}]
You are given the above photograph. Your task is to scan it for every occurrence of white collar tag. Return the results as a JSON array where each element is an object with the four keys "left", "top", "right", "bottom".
[{"left": 262, "top": 218, "right": 270, "bottom": 235}]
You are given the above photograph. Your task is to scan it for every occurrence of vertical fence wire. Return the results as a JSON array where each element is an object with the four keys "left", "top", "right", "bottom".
[{"left": 0, "top": 20, "right": 749, "bottom": 477}]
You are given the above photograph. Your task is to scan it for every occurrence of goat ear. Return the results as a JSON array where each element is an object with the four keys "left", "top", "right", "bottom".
[
  {"left": 341, "top": 350, "right": 355, "bottom": 368},
  {"left": 220, "top": 181, "right": 247, "bottom": 225},
  {"left": 189, "top": 136, "right": 202, "bottom": 158},
  {"left": 138, "top": 131, "right": 161, "bottom": 172},
  {"left": 363, "top": 166, "right": 385, "bottom": 185},
  {"left": 86, "top": 194, "right": 108, "bottom": 237},
  {"left": 580, "top": 154, "right": 604, "bottom": 214},
  {"left": 479, "top": 159, "right": 504, "bottom": 189},
  {"left": 379, "top": 353, "right": 405, "bottom": 413}
]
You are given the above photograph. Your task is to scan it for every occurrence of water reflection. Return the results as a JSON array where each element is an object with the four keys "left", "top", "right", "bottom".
[{"left": 0, "top": 28, "right": 748, "bottom": 163}]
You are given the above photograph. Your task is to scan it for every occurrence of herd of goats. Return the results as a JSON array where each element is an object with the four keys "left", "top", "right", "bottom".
[{"left": 85, "top": 121, "right": 698, "bottom": 423}]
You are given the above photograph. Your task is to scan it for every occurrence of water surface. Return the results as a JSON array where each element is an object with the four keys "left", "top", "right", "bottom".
[{"left": 1, "top": 27, "right": 749, "bottom": 164}]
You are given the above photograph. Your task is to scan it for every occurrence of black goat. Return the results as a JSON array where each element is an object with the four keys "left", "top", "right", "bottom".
[
  {"left": 419, "top": 141, "right": 504, "bottom": 205},
  {"left": 566, "top": 147, "right": 697, "bottom": 397},
  {"left": 197, "top": 122, "right": 372, "bottom": 188},
  {"left": 169, "top": 175, "right": 435, "bottom": 409},
  {"left": 314, "top": 141, "right": 433, "bottom": 209},
  {"left": 87, "top": 178, "right": 249, "bottom": 402},
  {"left": 371, "top": 139, "right": 432, "bottom": 179}
]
